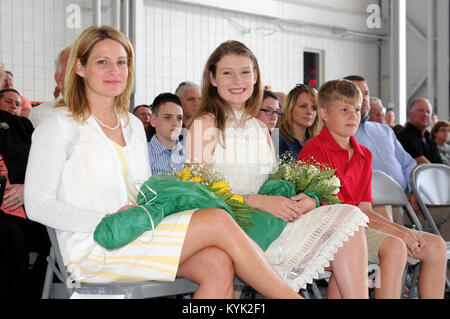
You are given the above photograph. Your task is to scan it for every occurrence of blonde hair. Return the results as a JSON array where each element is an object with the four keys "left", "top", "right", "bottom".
[
  {"left": 56, "top": 25, "right": 135, "bottom": 123},
  {"left": 187, "top": 40, "right": 263, "bottom": 135},
  {"left": 317, "top": 79, "right": 362, "bottom": 110},
  {"left": 279, "top": 84, "right": 322, "bottom": 143}
]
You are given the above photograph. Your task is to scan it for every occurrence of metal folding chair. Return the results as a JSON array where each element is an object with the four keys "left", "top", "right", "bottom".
[
  {"left": 371, "top": 170, "right": 423, "bottom": 298},
  {"left": 410, "top": 164, "right": 450, "bottom": 292},
  {"left": 42, "top": 226, "right": 200, "bottom": 299}
]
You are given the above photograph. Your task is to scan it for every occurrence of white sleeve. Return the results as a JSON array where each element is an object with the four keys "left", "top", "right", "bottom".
[{"left": 24, "top": 112, "right": 105, "bottom": 233}]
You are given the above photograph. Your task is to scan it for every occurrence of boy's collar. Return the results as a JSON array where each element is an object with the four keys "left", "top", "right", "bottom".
[
  {"left": 319, "top": 125, "right": 365, "bottom": 158},
  {"left": 150, "top": 134, "right": 181, "bottom": 153}
]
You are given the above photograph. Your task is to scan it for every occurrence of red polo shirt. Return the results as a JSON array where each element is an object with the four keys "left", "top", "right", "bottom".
[{"left": 297, "top": 125, "right": 373, "bottom": 206}]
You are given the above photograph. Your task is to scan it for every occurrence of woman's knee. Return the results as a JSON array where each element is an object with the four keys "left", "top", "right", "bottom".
[
  {"left": 203, "top": 247, "right": 235, "bottom": 281},
  {"left": 192, "top": 208, "right": 238, "bottom": 233}
]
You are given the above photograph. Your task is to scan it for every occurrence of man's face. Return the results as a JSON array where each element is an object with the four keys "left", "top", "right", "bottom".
[
  {"left": 181, "top": 89, "right": 200, "bottom": 122},
  {"left": 409, "top": 100, "right": 432, "bottom": 131},
  {"left": 135, "top": 106, "right": 151, "bottom": 128},
  {"left": 0, "top": 91, "right": 22, "bottom": 116},
  {"left": 350, "top": 80, "right": 370, "bottom": 119},
  {"left": 369, "top": 101, "right": 385, "bottom": 124},
  {"left": 2, "top": 73, "right": 14, "bottom": 89},
  {"left": 55, "top": 49, "right": 71, "bottom": 94}
]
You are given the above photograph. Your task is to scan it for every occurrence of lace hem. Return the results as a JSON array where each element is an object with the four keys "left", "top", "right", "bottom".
[{"left": 265, "top": 204, "right": 369, "bottom": 292}]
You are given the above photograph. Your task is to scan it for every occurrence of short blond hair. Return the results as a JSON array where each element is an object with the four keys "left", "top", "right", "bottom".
[
  {"left": 56, "top": 25, "right": 135, "bottom": 123},
  {"left": 318, "top": 79, "right": 362, "bottom": 110}
]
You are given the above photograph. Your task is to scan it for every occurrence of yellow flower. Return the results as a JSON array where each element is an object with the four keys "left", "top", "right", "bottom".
[
  {"left": 176, "top": 167, "right": 191, "bottom": 181},
  {"left": 229, "top": 195, "right": 244, "bottom": 203},
  {"left": 190, "top": 176, "right": 202, "bottom": 183},
  {"left": 212, "top": 181, "right": 230, "bottom": 195}
]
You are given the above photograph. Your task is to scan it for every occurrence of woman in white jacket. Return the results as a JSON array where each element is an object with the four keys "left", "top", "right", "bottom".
[{"left": 24, "top": 25, "right": 301, "bottom": 299}]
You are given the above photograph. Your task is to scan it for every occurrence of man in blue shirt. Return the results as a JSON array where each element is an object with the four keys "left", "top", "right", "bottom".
[
  {"left": 148, "top": 93, "right": 185, "bottom": 175},
  {"left": 345, "top": 76, "right": 417, "bottom": 224}
]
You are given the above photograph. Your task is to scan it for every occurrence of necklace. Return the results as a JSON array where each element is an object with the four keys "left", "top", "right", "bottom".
[{"left": 91, "top": 111, "right": 120, "bottom": 130}]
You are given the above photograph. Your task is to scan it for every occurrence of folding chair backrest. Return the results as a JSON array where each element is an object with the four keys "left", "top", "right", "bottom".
[
  {"left": 410, "top": 164, "right": 450, "bottom": 206},
  {"left": 371, "top": 170, "right": 423, "bottom": 230},
  {"left": 410, "top": 164, "right": 450, "bottom": 237}
]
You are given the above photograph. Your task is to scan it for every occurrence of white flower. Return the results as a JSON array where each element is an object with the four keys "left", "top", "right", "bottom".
[
  {"left": 305, "top": 165, "right": 320, "bottom": 178},
  {"left": 329, "top": 175, "right": 341, "bottom": 195}
]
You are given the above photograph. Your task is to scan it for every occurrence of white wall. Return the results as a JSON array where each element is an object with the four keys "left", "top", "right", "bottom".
[
  {"left": 140, "top": 0, "right": 380, "bottom": 105},
  {"left": 1, "top": 0, "right": 381, "bottom": 106},
  {"left": 0, "top": 0, "right": 111, "bottom": 102}
]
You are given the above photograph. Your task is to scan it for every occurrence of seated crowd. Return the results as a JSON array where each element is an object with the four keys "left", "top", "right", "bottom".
[{"left": 0, "top": 25, "right": 449, "bottom": 300}]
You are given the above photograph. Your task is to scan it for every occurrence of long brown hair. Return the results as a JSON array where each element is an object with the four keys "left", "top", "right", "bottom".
[
  {"left": 56, "top": 25, "right": 135, "bottom": 123},
  {"left": 187, "top": 40, "right": 263, "bottom": 136},
  {"left": 279, "top": 84, "right": 321, "bottom": 143}
]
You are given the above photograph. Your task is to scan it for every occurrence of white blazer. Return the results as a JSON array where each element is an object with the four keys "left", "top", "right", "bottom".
[{"left": 24, "top": 106, "right": 151, "bottom": 265}]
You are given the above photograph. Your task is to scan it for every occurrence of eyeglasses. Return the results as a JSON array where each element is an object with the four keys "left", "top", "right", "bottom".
[
  {"left": 260, "top": 108, "right": 283, "bottom": 116},
  {"left": 369, "top": 108, "right": 386, "bottom": 115}
]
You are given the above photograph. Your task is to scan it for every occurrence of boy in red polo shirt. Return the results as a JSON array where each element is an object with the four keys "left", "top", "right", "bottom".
[{"left": 298, "top": 79, "right": 447, "bottom": 299}]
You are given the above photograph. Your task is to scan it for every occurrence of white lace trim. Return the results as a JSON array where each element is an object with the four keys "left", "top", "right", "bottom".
[{"left": 265, "top": 204, "right": 369, "bottom": 292}]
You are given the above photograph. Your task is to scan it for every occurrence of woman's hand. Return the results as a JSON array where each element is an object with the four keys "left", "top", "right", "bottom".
[{"left": 3, "top": 184, "right": 24, "bottom": 211}]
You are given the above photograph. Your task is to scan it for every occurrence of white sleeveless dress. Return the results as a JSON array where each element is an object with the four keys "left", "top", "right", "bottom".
[{"left": 212, "top": 110, "right": 369, "bottom": 292}]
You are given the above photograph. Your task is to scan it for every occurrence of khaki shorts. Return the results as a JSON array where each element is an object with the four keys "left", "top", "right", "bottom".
[{"left": 365, "top": 227, "right": 423, "bottom": 265}]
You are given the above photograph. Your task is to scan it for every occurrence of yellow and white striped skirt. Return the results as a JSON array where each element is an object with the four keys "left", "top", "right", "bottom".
[{"left": 67, "top": 210, "right": 195, "bottom": 283}]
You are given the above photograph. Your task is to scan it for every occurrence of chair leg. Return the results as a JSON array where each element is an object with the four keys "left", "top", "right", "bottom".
[
  {"left": 408, "top": 263, "right": 421, "bottom": 299},
  {"left": 311, "top": 281, "right": 324, "bottom": 299},
  {"left": 41, "top": 249, "right": 55, "bottom": 299}
]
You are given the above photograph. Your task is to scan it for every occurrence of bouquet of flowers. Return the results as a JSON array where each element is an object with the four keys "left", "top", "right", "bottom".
[
  {"left": 175, "top": 164, "right": 256, "bottom": 230},
  {"left": 94, "top": 164, "right": 256, "bottom": 250},
  {"left": 268, "top": 153, "right": 342, "bottom": 205},
  {"left": 94, "top": 156, "right": 342, "bottom": 251}
]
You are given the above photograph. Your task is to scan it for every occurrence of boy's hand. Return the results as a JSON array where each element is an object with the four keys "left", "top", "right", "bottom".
[{"left": 395, "top": 226, "right": 426, "bottom": 257}]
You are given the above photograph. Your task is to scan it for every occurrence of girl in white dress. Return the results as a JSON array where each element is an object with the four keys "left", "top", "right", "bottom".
[
  {"left": 186, "top": 40, "right": 370, "bottom": 298},
  {"left": 24, "top": 26, "right": 302, "bottom": 299}
]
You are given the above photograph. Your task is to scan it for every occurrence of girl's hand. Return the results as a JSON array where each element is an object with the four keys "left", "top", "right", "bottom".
[
  {"left": 251, "top": 194, "right": 315, "bottom": 222},
  {"left": 290, "top": 193, "right": 317, "bottom": 215}
]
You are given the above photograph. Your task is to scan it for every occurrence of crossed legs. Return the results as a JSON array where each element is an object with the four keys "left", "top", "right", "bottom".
[{"left": 177, "top": 208, "right": 302, "bottom": 299}]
